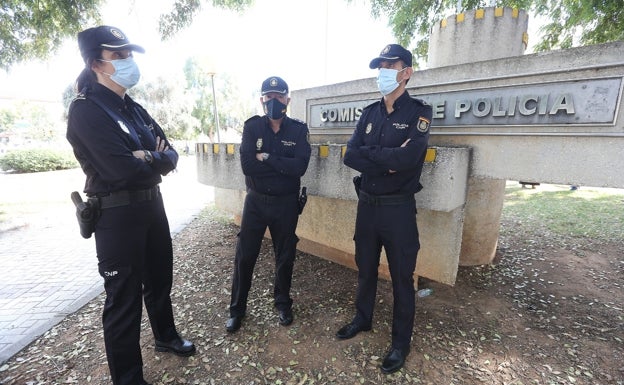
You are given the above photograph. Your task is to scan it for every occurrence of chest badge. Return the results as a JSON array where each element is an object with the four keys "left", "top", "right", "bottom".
[
  {"left": 117, "top": 120, "right": 130, "bottom": 135},
  {"left": 365, "top": 123, "right": 373, "bottom": 134},
  {"left": 417, "top": 117, "right": 430, "bottom": 133},
  {"left": 256, "top": 138, "right": 263, "bottom": 151}
]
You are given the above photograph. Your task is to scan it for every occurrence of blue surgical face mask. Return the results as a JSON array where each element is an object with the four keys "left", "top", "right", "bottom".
[
  {"left": 263, "top": 98, "right": 288, "bottom": 120},
  {"left": 99, "top": 57, "right": 141, "bottom": 89},
  {"left": 376, "top": 67, "right": 407, "bottom": 96}
]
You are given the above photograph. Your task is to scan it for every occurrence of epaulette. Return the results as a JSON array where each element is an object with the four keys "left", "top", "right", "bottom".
[
  {"left": 290, "top": 117, "right": 307, "bottom": 126},
  {"left": 363, "top": 100, "right": 381, "bottom": 110},
  {"left": 67, "top": 93, "right": 86, "bottom": 114},
  {"left": 411, "top": 97, "right": 430, "bottom": 106},
  {"left": 244, "top": 115, "right": 262, "bottom": 124}
]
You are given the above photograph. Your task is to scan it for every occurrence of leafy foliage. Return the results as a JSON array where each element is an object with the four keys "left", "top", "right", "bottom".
[
  {"left": 533, "top": 0, "right": 624, "bottom": 51},
  {"left": 0, "top": 101, "right": 64, "bottom": 142},
  {"left": 129, "top": 77, "right": 200, "bottom": 140},
  {"left": 0, "top": 0, "right": 102, "bottom": 70},
  {"left": 158, "top": 0, "right": 253, "bottom": 39},
  {"left": 0, "top": 148, "right": 78, "bottom": 173},
  {"left": 182, "top": 56, "right": 253, "bottom": 141}
]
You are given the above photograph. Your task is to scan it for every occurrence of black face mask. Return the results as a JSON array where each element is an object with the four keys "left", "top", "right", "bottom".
[{"left": 263, "top": 98, "right": 287, "bottom": 120}]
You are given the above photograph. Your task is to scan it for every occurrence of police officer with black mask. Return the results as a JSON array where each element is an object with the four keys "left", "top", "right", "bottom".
[
  {"left": 336, "top": 44, "right": 432, "bottom": 374},
  {"left": 226, "top": 76, "right": 311, "bottom": 333},
  {"left": 66, "top": 26, "right": 195, "bottom": 385}
]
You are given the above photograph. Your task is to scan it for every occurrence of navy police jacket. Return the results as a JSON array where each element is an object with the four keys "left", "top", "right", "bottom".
[
  {"left": 240, "top": 115, "right": 311, "bottom": 196},
  {"left": 344, "top": 91, "right": 432, "bottom": 195},
  {"left": 66, "top": 83, "right": 178, "bottom": 196}
]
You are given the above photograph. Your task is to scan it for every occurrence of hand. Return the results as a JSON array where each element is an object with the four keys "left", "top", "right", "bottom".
[
  {"left": 389, "top": 139, "right": 411, "bottom": 173},
  {"left": 155, "top": 136, "right": 169, "bottom": 152},
  {"left": 132, "top": 150, "right": 145, "bottom": 160},
  {"left": 131, "top": 137, "right": 169, "bottom": 161}
]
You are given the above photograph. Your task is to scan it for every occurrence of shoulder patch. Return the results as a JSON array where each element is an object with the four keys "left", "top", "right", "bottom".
[
  {"left": 417, "top": 117, "right": 430, "bottom": 133},
  {"left": 411, "top": 97, "right": 430, "bottom": 106}
]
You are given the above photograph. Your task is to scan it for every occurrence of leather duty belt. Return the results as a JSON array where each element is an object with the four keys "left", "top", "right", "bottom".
[
  {"left": 358, "top": 190, "right": 414, "bottom": 206},
  {"left": 98, "top": 186, "right": 160, "bottom": 209},
  {"left": 247, "top": 189, "right": 297, "bottom": 204}
]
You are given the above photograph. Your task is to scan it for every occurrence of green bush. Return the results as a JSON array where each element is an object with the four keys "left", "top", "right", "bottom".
[{"left": 0, "top": 148, "right": 78, "bottom": 173}]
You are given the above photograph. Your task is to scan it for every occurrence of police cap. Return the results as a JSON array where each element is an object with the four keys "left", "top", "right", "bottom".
[
  {"left": 261, "top": 76, "right": 289, "bottom": 95},
  {"left": 369, "top": 44, "right": 413, "bottom": 69},
  {"left": 78, "top": 25, "right": 145, "bottom": 64}
]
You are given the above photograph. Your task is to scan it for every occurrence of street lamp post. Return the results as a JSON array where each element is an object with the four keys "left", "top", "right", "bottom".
[{"left": 208, "top": 72, "right": 221, "bottom": 143}]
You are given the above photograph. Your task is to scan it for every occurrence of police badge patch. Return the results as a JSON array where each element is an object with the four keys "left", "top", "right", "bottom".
[
  {"left": 117, "top": 120, "right": 130, "bottom": 135},
  {"left": 365, "top": 123, "right": 373, "bottom": 134},
  {"left": 417, "top": 117, "right": 430, "bottom": 133}
]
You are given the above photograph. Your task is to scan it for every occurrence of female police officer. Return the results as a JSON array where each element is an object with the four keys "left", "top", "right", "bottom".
[{"left": 66, "top": 26, "right": 195, "bottom": 385}]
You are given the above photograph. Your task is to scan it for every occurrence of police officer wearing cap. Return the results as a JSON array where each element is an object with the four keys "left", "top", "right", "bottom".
[
  {"left": 66, "top": 26, "right": 195, "bottom": 385},
  {"left": 336, "top": 44, "right": 432, "bottom": 374},
  {"left": 226, "top": 76, "right": 311, "bottom": 333}
]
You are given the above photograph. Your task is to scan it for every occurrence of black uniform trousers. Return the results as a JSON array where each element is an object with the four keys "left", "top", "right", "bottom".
[
  {"left": 352, "top": 196, "right": 420, "bottom": 352},
  {"left": 95, "top": 194, "right": 178, "bottom": 385},
  {"left": 229, "top": 190, "right": 300, "bottom": 317}
]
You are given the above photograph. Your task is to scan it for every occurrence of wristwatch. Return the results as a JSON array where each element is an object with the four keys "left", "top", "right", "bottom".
[
  {"left": 144, "top": 150, "right": 153, "bottom": 164},
  {"left": 262, "top": 153, "right": 270, "bottom": 161}
]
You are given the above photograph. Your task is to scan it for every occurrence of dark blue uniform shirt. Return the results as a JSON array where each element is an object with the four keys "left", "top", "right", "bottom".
[
  {"left": 66, "top": 83, "right": 178, "bottom": 196},
  {"left": 344, "top": 91, "right": 432, "bottom": 195},
  {"left": 240, "top": 115, "right": 311, "bottom": 196}
]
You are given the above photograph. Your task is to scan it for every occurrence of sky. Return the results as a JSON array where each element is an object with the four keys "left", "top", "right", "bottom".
[{"left": 0, "top": 0, "right": 396, "bottom": 102}]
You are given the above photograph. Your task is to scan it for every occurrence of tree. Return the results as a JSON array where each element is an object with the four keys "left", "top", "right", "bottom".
[
  {"left": 0, "top": 0, "right": 103, "bottom": 70},
  {"left": 158, "top": 0, "right": 254, "bottom": 40},
  {"left": 130, "top": 76, "right": 200, "bottom": 141},
  {"left": 0, "top": 101, "right": 61, "bottom": 142},
  {"left": 365, "top": 0, "right": 624, "bottom": 64},
  {"left": 0, "top": 0, "right": 253, "bottom": 70},
  {"left": 183, "top": 57, "right": 217, "bottom": 140},
  {"left": 182, "top": 56, "right": 253, "bottom": 141}
]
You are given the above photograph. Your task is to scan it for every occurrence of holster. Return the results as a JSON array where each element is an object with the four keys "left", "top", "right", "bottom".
[
  {"left": 298, "top": 187, "right": 307, "bottom": 215},
  {"left": 353, "top": 175, "right": 362, "bottom": 197},
  {"left": 71, "top": 191, "right": 101, "bottom": 239}
]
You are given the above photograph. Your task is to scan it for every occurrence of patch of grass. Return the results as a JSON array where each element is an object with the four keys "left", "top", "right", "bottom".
[
  {"left": 197, "top": 205, "right": 234, "bottom": 225},
  {"left": 503, "top": 183, "right": 624, "bottom": 241}
]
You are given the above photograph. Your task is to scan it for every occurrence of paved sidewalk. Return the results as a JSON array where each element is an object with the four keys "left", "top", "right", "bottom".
[{"left": 0, "top": 156, "right": 213, "bottom": 364}]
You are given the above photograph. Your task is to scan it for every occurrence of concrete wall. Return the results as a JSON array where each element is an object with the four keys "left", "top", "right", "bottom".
[
  {"left": 198, "top": 144, "right": 471, "bottom": 284},
  {"left": 428, "top": 7, "right": 528, "bottom": 67}
]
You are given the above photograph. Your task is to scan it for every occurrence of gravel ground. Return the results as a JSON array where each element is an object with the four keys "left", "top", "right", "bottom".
[{"left": 1, "top": 201, "right": 623, "bottom": 385}]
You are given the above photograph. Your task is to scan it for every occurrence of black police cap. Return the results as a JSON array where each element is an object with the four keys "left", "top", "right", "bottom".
[
  {"left": 77, "top": 25, "right": 145, "bottom": 63},
  {"left": 369, "top": 44, "right": 413, "bottom": 69},
  {"left": 261, "top": 76, "right": 289, "bottom": 95}
]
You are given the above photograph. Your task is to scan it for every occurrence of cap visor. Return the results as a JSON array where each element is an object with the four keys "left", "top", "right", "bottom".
[
  {"left": 261, "top": 89, "right": 288, "bottom": 95},
  {"left": 100, "top": 43, "right": 145, "bottom": 53},
  {"left": 369, "top": 55, "right": 400, "bottom": 69}
]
